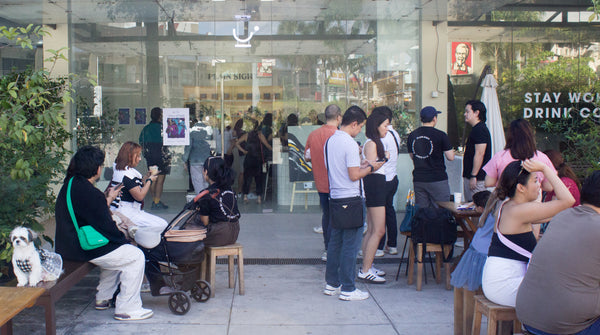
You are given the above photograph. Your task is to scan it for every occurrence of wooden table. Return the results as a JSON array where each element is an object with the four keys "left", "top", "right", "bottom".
[
  {"left": 0, "top": 286, "right": 46, "bottom": 335},
  {"left": 437, "top": 201, "right": 482, "bottom": 252}
]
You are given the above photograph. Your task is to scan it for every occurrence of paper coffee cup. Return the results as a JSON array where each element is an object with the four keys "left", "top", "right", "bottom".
[
  {"left": 149, "top": 165, "right": 158, "bottom": 172},
  {"left": 453, "top": 192, "right": 462, "bottom": 204}
]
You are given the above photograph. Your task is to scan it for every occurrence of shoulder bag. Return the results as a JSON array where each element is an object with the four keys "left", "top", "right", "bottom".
[
  {"left": 67, "top": 177, "right": 109, "bottom": 250},
  {"left": 399, "top": 190, "right": 417, "bottom": 233},
  {"left": 325, "top": 138, "right": 364, "bottom": 230}
]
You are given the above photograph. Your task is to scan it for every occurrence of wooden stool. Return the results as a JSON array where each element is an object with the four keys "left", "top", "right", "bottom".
[
  {"left": 200, "top": 243, "right": 245, "bottom": 298},
  {"left": 472, "top": 295, "right": 522, "bottom": 335},
  {"left": 407, "top": 241, "right": 452, "bottom": 291}
]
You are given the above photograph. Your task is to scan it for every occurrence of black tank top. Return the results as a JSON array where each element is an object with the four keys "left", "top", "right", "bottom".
[{"left": 488, "top": 232, "right": 536, "bottom": 263}]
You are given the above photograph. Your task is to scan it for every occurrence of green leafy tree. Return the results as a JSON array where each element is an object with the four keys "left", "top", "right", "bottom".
[{"left": 0, "top": 25, "right": 73, "bottom": 274}]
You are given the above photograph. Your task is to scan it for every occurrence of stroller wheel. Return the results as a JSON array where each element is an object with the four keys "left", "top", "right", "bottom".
[
  {"left": 168, "top": 291, "right": 191, "bottom": 315},
  {"left": 191, "top": 280, "right": 211, "bottom": 302}
]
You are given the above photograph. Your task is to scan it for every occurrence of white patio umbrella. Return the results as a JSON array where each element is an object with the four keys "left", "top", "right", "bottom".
[{"left": 481, "top": 74, "right": 506, "bottom": 155}]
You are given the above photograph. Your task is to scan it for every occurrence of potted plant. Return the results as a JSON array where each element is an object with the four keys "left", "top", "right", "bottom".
[{"left": 0, "top": 25, "right": 74, "bottom": 280}]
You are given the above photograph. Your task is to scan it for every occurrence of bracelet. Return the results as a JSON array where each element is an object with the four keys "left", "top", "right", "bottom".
[
  {"left": 368, "top": 164, "right": 374, "bottom": 173},
  {"left": 146, "top": 179, "right": 153, "bottom": 185}
]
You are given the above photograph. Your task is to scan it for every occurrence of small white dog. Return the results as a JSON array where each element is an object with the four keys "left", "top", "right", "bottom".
[{"left": 10, "top": 226, "right": 61, "bottom": 287}]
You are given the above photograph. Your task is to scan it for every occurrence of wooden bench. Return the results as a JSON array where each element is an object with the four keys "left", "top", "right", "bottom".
[{"left": 1, "top": 260, "right": 95, "bottom": 335}]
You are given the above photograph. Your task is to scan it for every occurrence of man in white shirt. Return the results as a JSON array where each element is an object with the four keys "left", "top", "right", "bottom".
[{"left": 323, "top": 106, "right": 384, "bottom": 301}]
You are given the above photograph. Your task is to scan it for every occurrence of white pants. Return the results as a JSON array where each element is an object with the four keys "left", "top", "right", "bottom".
[
  {"left": 190, "top": 164, "right": 208, "bottom": 194},
  {"left": 117, "top": 202, "right": 168, "bottom": 248},
  {"left": 481, "top": 256, "right": 527, "bottom": 307},
  {"left": 90, "top": 244, "right": 145, "bottom": 315}
]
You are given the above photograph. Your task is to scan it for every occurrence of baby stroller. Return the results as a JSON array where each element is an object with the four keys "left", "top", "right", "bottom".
[{"left": 140, "top": 195, "right": 212, "bottom": 315}]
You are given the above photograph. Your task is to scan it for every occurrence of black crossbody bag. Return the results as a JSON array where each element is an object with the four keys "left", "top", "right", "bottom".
[{"left": 325, "top": 138, "right": 364, "bottom": 229}]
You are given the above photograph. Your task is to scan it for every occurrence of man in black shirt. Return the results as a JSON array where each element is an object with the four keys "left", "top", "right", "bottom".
[
  {"left": 462, "top": 100, "right": 491, "bottom": 201},
  {"left": 55, "top": 146, "right": 153, "bottom": 321},
  {"left": 407, "top": 106, "right": 455, "bottom": 208}
]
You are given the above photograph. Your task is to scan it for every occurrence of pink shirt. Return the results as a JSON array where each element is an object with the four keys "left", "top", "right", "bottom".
[
  {"left": 482, "top": 149, "right": 556, "bottom": 185},
  {"left": 305, "top": 125, "right": 337, "bottom": 193}
]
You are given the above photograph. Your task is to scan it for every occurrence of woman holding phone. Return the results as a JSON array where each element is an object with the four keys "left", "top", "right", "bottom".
[
  {"left": 109, "top": 141, "right": 168, "bottom": 249},
  {"left": 358, "top": 111, "right": 389, "bottom": 284}
]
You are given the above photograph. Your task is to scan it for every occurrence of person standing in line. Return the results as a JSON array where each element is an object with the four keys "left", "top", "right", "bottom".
[
  {"left": 236, "top": 119, "right": 272, "bottom": 204},
  {"left": 323, "top": 106, "right": 384, "bottom": 301},
  {"left": 139, "top": 107, "right": 170, "bottom": 210},
  {"left": 358, "top": 110, "right": 389, "bottom": 284},
  {"left": 407, "top": 106, "right": 455, "bottom": 208},
  {"left": 304, "top": 104, "right": 342, "bottom": 262},
  {"left": 462, "top": 100, "right": 491, "bottom": 202},
  {"left": 374, "top": 107, "right": 401, "bottom": 256},
  {"left": 55, "top": 146, "right": 153, "bottom": 321},
  {"left": 183, "top": 121, "right": 212, "bottom": 195}
]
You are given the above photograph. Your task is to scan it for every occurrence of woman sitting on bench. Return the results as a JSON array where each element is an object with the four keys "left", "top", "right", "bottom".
[{"left": 54, "top": 146, "right": 153, "bottom": 321}]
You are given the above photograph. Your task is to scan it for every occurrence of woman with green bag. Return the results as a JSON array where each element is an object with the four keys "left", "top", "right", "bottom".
[{"left": 55, "top": 146, "right": 153, "bottom": 321}]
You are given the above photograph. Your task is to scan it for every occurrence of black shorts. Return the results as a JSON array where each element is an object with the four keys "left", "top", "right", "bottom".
[
  {"left": 144, "top": 145, "right": 171, "bottom": 175},
  {"left": 363, "top": 173, "right": 386, "bottom": 207}
]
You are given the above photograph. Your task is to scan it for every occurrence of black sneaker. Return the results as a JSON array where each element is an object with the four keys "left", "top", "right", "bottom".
[
  {"left": 151, "top": 201, "right": 168, "bottom": 210},
  {"left": 95, "top": 300, "right": 110, "bottom": 310}
]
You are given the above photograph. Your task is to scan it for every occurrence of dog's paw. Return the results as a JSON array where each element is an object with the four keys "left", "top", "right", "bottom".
[{"left": 17, "top": 282, "right": 25, "bottom": 287}]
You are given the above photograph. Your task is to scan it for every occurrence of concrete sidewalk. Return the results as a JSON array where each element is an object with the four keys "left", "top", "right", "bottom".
[{"left": 9, "top": 213, "right": 472, "bottom": 335}]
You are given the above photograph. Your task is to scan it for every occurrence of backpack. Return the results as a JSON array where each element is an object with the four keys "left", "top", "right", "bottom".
[{"left": 411, "top": 207, "right": 457, "bottom": 261}]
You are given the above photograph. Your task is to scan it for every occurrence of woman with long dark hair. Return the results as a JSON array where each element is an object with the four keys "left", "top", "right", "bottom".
[
  {"left": 358, "top": 111, "right": 389, "bottom": 284},
  {"left": 481, "top": 160, "right": 574, "bottom": 307},
  {"left": 235, "top": 119, "right": 272, "bottom": 204},
  {"left": 195, "top": 156, "right": 241, "bottom": 247},
  {"left": 543, "top": 149, "right": 581, "bottom": 207}
]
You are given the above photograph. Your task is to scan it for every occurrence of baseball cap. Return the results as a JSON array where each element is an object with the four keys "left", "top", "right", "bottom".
[{"left": 420, "top": 106, "right": 442, "bottom": 120}]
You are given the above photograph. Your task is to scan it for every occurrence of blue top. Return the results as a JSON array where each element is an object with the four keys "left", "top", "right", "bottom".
[{"left": 471, "top": 212, "right": 495, "bottom": 254}]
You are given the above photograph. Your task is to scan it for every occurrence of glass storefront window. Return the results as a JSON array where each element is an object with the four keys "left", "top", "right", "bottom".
[{"left": 66, "top": 0, "right": 421, "bottom": 213}]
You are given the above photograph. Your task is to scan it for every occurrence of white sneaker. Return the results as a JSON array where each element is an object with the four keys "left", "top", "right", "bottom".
[
  {"left": 358, "top": 250, "right": 363, "bottom": 257},
  {"left": 371, "top": 266, "right": 386, "bottom": 277},
  {"left": 339, "top": 289, "right": 369, "bottom": 301},
  {"left": 323, "top": 284, "right": 341, "bottom": 296},
  {"left": 114, "top": 308, "right": 153, "bottom": 321},
  {"left": 321, "top": 251, "right": 327, "bottom": 262},
  {"left": 388, "top": 247, "right": 398, "bottom": 255},
  {"left": 313, "top": 226, "right": 323, "bottom": 234},
  {"left": 358, "top": 268, "right": 386, "bottom": 284},
  {"left": 375, "top": 249, "right": 385, "bottom": 257}
]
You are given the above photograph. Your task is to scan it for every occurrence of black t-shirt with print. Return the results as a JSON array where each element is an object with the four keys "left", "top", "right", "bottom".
[
  {"left": 407, "top": 126, "right": 452, "bottom": 182},
  {"left": 462, "top": 121, "right": 491, "bottom": 179},
  {"left": 198, "top": 184, "right": 241, "bottom": 224}
]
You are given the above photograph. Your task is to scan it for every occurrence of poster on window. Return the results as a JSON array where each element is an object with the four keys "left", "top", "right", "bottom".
[
  {"left": 118, "top": 108, "right": 130, "bottom": 124},
  {"left": 134, "top": 107, "right": 146, "bottom": 124},
  {"left": 162, "top": 108, "right": 190, "bottom": 146},
  {"left": 257, "top": 59, "right": 275, "bottom": 77},
  {"left": 451, "top": 42, "right": 473, "bottom": 75}
]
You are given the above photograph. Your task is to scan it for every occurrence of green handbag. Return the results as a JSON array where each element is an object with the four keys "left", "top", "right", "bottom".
[{"left": 67, "top": 177, "right": 109, "bottom": 250}]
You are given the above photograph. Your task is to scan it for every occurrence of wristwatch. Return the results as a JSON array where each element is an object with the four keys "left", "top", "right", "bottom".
[
  {"left": 368, "top": 164, "right": 374, "bottom": 173},
  {"left": 146, "top": 179, "right": 153, "bottom": 185}
]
